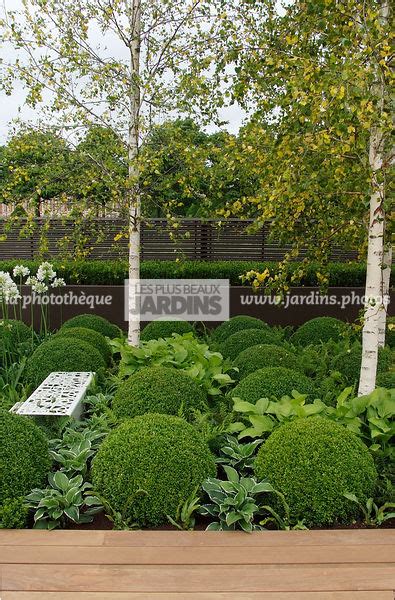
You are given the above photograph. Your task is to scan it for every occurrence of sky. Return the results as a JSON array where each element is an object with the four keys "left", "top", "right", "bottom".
[{"left": 0, "top": 0, "right": 247, "bottom": 144}]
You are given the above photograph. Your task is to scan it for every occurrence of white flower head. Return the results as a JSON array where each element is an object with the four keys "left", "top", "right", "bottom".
[
  {"left": 37, "top": 261, "right": 56, "bottom": 282},
  {"left": 0, "top": 281, "right": 21, "bottom": 304},
  {"left": 13, "top": 265, "right": 30, "bottom": 278},
  {"left": 0, "top": 271, "right": 13, "bottom": 287},
  {"left": 51, "top": 277, "right": 66, "bottom": 288},
  {"left": 32, "top": 281, "right": 49, "bottom": 294},
  {"left": 26, "top": 276, "right": 38, "bottom": 287}
]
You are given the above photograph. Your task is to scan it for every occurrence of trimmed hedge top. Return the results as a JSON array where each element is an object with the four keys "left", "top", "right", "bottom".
[
  {"left": 211, "top": 315, "right": 269, "bottom": 344},
  {"left": 290, "top": 317, "right": 347, "bottom": 346},
  {"left": 0, "top": 410, "right": 51, "bottom": 502},
  {"left": 233, "top": 344, "right": 302, "bottom": 380},
  {"left": 92, "top": 413, "right": 216, "bottom": 526},
  {"left": 54, "top": 326, "right": 112, "bottom": 365},
  {"left": 112, "top": 366, "right": 207, "bottom": 420},
  {"left": 254, "top": 417, "right": 377, "bottom": 526},
  {"left": 61, "top": 313, "right": 121, "bottom": 339},
  {"left": 25, "top": 336, "right": 106, "bottom": 387},
  {"left": 0, "top": 259, "right": 387, "bottom": 286},
  {"left": 220, "top": 328, "right": 282, "bottom": 360},
  {"left": 231, "top": 366, "right": 316, "bottom": 403},
  {"left": 141, "top": 320, "right": 194, "bottom": 342}
]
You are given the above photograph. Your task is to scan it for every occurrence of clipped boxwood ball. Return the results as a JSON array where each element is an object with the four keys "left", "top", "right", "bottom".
[
  {"left": 112, "top": 366, "right": 207, "bottom": 420},
  {"left": 211, "top": 315, "right": 269, "bottom": 344},
  {"left": 290, "top": 317, "right": 346, "bottom": 346},
  {"left": 231, "top": 366, "right": 315, "bottom": 404},
  {"left": 26, "top": 337, "right": 105, "bottom": 388},
  {"left": 0, "top": 411, "right": 51, "bottom": 502},
  {"left": 54, "top": 327, "right": 111, "bottom": 365},
  {"left": 220, "top": 328, "right": 281, "bottom": 361},
  {"left": 61, "top": 314, "right": 121, "bottom": 339},
  {"left": 332, "top": 343, "right": 391, "bottom": 385},
  {"left": 255, "top": 417, "right": 377, "bottom": 526},
  {"left": 141, "top": 320, "right": 194, "bottom": 342},
  {"left": 386, "top": 318, "right": 395, "bottom": 348},
  {"left": 0, "top": 319, "right": 32, "bottom": 360},
  {"left": 92, "top": 413, "right": 216, "bottom": 526},
  {"left": 233, "top": 344, "right": 302, "bottom": 381}
]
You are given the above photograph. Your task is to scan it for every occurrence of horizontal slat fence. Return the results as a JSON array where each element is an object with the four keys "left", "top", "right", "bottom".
[{"left": 0, "top": 219, "right": 358, "bottom": 262}]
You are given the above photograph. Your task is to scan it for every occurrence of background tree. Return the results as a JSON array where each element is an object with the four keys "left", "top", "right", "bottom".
[
  {"left": 1, "top": 0, "right": 214, "bottom": 345},
  {"left": 183, "top": 0, "right": 393, "bottom": 393}
]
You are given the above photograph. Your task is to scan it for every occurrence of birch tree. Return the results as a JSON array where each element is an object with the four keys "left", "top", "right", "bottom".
[
  {"left": 183, "top": 0, "right": 393, "bottom": 393},
  {"left": 0, "top": 0, "right": 210, "bottom": 345}
]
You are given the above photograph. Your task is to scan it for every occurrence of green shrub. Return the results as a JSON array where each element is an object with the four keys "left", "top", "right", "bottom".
[
  {"left": 25, "top": 337, "right": 105, "bottom": 387},
  {"left": 112, "top": 366, "right": 207, "bottom": 419},
  {"left": 0, "top": 320, "right": 32, "bottom": 361},
  {"left": 233, "top": 344, "right": 302, "bottom": 380},
  {"left": 0, "top": 411, "right": 51, "bottom": 503},
  {"left": 0, "top": 497, "right": 29, "bottom": 529},
  {"left": 375, "top": 371, "right": 395, "bottom": 389},
  {"left": 220, "top": 328, "right": 282, "bottom": 360},
  {"left": 141, "top": 320, "right": 194, "bottom": 342},
  {"left": 332, "top": 343, "right": 392, "bottom": 385},
  {"left": 211, "top": 315, "right": 269, "bottom": 344},
  {"left": 92, "top": 413, "right": 216, "bottom": 526},
  {"left": 0, "top": 260, "right": 385, "bottom": 286},
  {"left": 61, "top": 314, "right": 121, "bottom": 339},
  {"left": 54, "top": 327, "right": 111, "bottom": 365},
  {"left": 231, "top": 367, "right": 316, "bottom": 404},
  {"left": 386, "top": 318, "right": 395, "bottom": 348},
  {"left": 290, "top": 317, "right": 347, "bottom": 346},
  {"left": 254, "top": 417, "right": 377, "bottom": 526}
]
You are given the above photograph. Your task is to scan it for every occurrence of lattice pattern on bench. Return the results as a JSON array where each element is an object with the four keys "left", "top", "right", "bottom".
[{"left": 11, "top": 372, "right": 94, "bottom": 418}]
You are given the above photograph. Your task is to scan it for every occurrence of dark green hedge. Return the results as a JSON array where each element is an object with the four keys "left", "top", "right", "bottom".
[{"left": 0, "top": 260, "right": 390, "bottom": 287}]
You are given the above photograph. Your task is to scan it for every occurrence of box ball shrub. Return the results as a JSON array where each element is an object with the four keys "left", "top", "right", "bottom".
[
  {"left": 112, "top": 366, "right": 207, "bottom": 420},
  {"left": 255, "top": 417, "right": 377, "bottom": 526},
  {"left": 231, "top": 366, "right": 316, "bottom": 404},
  {"left": 92, "top": 413, "right": 216, "bottom": 526},
  {"left": 54, "top": 326, "right": 111, "bottom": 365},
  {"left": 386, "top": 318, "right": 395, "bottom": 348},
  {"left": 375, "top": 371, "right": 395, "bottom": 389},
  {"left": 0, "top": 411, "right": 51, "bottom": 503},
  {"left": 233, "top": 344, "right": 302, "bottom": 381},
  {"left": 61, "top": 314, "right": 121, "bottom": 339},
  {"left": 141, "top": 320, "right": 194, "bottom": 342},
  {"left": 25, "top": 337, "right": 105, "bottom": 388},
  {"left": 220, "top": 328, "right": 281, "bottom": 360},
  {"left": 211, "top": 315, "right": 269, "bottom": 344},
  {"left": 332, "top": 343, "right": 392, "bottom": 385},
  {"left": 290, "top": 317, "right": 347, "bottom": 346}
]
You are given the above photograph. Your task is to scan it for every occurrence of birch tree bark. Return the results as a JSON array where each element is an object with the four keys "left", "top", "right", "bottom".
[
  {"left": 358, "top": 0, "right": 391, "bottom": 396},
  {"left": 127, "top": 0, "right": 141, "bottom": 346}
]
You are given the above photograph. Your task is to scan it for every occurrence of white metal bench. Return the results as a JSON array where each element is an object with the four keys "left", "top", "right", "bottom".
[{"left": 11, "top": 372, "right": 94, "bottom": 419}]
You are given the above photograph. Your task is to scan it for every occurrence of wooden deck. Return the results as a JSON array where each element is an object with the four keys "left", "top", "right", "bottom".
[{"left": 0, "top": 529, "right": 394, "bottom": 599}]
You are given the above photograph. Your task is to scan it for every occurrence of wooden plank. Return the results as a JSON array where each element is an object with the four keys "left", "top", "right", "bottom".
[
  {"left": 2, "top": 593, "right": 394, "bottom": 600},
  {"left": 3, "top": 564, "right": 395, "bottom": 592},
  {"left": 0, "top": 544, "right": 393, "bottom": 565},
  {"left": 0, "top": 530, "right": 394, "bottom": 547}
]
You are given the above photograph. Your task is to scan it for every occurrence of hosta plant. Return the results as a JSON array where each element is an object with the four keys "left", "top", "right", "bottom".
[
  {"left": 216, "top": 435, "right": 263, "bottom": 476},
  {"left": 110, "top": 332, "right": 235, "bottom": 397},
  {"left": 26, "top": 472, "right": 102, "bottom": 530},
  {"left": 228, "top": 393, "right": 327, "bottom": 440},
  {"left": 199, "top": 466, "right": 275, "bottom": 532}
]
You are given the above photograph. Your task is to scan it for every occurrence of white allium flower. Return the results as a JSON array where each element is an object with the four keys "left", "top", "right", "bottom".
[
  {"left": 32, "top": 281, "right": 49, "bottom": 294},
  {"left": 26, "top": 276, "right": 38, "bottom": 287},
  {"left": 0, "top": 271, "right": 13, "bottom": 287},
  {"left": 37, "top": 261, "right": 56, "bottom": 282},
  {"left": 51, "top": 277, "right": 66, "bottom": 288},
  {"left": 13, "top": 265, "right": 30, "bottom": 278}
]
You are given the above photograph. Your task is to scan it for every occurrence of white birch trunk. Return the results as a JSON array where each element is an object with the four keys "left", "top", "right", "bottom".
[
  {"left": 127, "top": 0, "right": 141, "bottom": 346},
  {"left": 378, "top": 244, "right": 392, "bottom": 347},
  {"left": 358, "top": 0, "right": 391, "bottom": 395}
]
